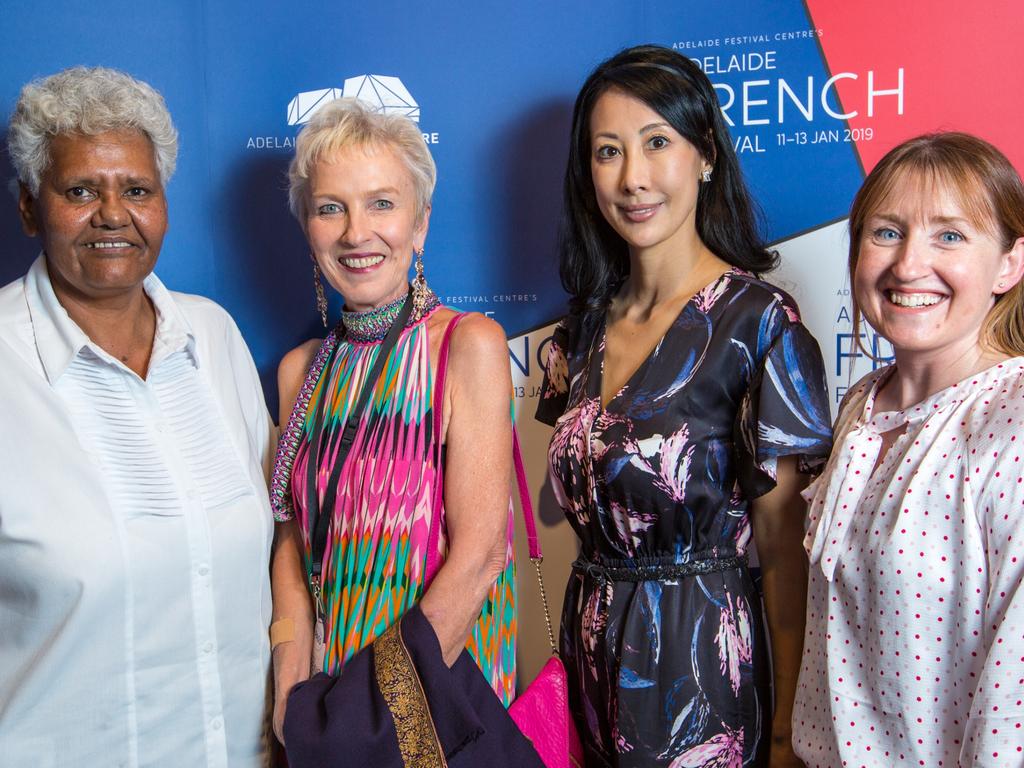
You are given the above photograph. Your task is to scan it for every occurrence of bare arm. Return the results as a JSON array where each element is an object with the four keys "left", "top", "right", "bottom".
[
  {"left": 418, "top": 314, "right": 513, "bottom": 666},
  {"left": 751, "top": 454, "right": 809, "bottom": 768},
  {"left": 270, "top": 341, "right": 320, "bottom": 744}
]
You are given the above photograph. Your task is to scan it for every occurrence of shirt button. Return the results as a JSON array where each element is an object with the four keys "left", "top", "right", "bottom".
[
  {"left": 198, "top": 565, "right": 210, "bottom": 577},
  {"left": 211, "top": 717, "right": 223, "bottom": 731},
  {"left": 203, "top": 642, "right": 214, "bottom": 653}
]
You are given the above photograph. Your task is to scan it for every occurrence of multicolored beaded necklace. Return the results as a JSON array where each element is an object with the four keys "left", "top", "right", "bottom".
[{"left": 341, "top": 287, "right": 439, "bottom": 344}]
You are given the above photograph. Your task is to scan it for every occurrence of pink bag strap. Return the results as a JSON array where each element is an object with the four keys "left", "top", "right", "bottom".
[
  {"left": 512, "top": 427, "right": 541, "bottom": 560},
  {"left": 422, "top": 313, "right": 557, "bottom": 654},
  {"left": 424, "top": 313, "right": 465, "bottom": 585},
  {"left": 513, "top": 427, "right": 558, "bottom": 654}
]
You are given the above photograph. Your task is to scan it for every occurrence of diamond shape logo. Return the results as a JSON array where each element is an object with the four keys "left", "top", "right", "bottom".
[
  {"left": 287, "top": 87, "right": 344, "bottom": 126},
  {"left": 342, "top": 75, "right": 420, "bottom": 122}
]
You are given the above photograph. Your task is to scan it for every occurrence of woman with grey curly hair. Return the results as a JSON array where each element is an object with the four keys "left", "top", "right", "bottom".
[
  {"left": 0, "top": 66, "right": 274, "bottom": 767},
  {"left": 8, "top": 65, "right": 179, "bottom": 196}
]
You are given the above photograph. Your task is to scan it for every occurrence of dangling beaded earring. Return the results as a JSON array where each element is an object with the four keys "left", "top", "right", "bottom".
[
  {"left": 311, "top": 257, "right": 328, "bottom": 327},
  {"left": 411, "top": 246, "right": 429, "bottom": 320}
]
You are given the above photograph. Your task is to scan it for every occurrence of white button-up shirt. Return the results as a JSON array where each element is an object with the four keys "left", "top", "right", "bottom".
[
  {"left": 0, "top": 257, "right": 275, "bottom": 767},
  {"left": 794, "top": 360, "right": 1024, "bottom": 767}
]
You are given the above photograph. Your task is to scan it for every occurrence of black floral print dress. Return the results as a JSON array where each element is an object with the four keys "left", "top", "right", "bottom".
[{"left": 536, "top": 270, "right": 832, "bottom": 767}]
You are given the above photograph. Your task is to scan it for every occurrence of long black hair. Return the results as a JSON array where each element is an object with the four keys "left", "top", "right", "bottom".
[{"left": 560, "top": 44, "right": 777, "bottom": 316}]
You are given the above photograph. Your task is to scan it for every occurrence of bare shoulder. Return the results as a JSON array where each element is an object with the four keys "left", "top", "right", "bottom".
[
  {"left": 427, "top": 308, "right": 506, "bottom": 357},
  {"left": 428, "top": 310, "right": 510, "bottom": 400},
  {"left": 449, "top": 312, "right": 508, "bottom": 358},
  {"left": 277, "top": 338, "right": 323, "bottom": 424},
  {"left": 441, "top": 312, "right": 509, "bottom": 378},
  {"left": 451, "top": 314, "right": 511, "bottom": 412}
]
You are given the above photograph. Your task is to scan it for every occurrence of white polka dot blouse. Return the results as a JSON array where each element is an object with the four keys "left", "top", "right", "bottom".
[{"left": 794, "top": 359, "right": 1024, "bottom": 767}]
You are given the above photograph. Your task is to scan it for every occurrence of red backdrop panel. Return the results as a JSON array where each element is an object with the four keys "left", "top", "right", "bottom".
[{"left": 805, "top": 0, "right": 1024, "bottom": 173}]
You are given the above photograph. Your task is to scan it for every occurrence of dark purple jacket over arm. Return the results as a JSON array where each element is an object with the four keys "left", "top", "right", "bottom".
[{"left": 283, "top": 605, "right": 544, "bottom": 768}]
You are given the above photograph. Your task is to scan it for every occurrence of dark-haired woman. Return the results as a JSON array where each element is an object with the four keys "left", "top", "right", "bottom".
[{"left": 536, "top": 45, "right": 832, "bottom": 766}]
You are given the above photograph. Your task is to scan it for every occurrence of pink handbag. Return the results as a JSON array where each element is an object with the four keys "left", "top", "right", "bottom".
[
  {"left": 506, "top": 429, "right": 585, "bottom": 768},
  {"left": 424, "top": 314, "right": 584, "bottom": 768}
]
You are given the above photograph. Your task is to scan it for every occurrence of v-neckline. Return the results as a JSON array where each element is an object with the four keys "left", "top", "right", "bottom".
[{"left": 589, "top": 268, "right": 736, "bottom": 411}]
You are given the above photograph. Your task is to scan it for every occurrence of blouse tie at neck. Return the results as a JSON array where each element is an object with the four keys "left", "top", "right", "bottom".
[{"left": 803, "top": 399, "right": 915, "bottom": 581}]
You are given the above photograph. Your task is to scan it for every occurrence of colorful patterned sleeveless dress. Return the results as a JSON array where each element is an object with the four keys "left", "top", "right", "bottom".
[{"left": 271, "top": 293, "right": 516, "bottom": 704}]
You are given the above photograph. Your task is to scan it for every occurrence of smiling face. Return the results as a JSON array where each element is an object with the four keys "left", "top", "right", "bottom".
[
  {"left": 854, "top": 172, "right": 1024, "bottom": 368},
  {"left": 588, "top": 88, "right": 709, "bottom": 260},
  {"left": 304, "top": 142, "right": 428, "bottom": 312},
  {"left": 19, "top": 129, "right": 167, "bottom": 304}
]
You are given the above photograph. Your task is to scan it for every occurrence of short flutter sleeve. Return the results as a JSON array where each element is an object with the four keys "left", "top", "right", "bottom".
[
  {"left": 535, "top": 317, "right": 573, "bottom": 426},
  {"left": 734, "top": 313, "right": 832, "bottom": 499}
]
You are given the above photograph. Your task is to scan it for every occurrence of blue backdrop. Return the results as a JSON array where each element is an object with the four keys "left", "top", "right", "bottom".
[
  {"left": 6, "top": 0, "right": 1020, "bottom": 687},
  {"left": 1, "top": 0, "right": 867, "bottom": 413}
]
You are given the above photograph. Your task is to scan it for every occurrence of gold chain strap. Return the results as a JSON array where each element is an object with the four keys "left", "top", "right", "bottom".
[{"left": 532, "top": 556, "right": 558, "bottom": 655}]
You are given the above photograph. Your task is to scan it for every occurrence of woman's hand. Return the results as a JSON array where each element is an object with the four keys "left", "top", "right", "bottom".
[
  {"left": 751, "top": 455, "right": 810, "bottom": 768},
  {"left": 418, "top": 312, "right": 514, "bottom": 666},
  {"left": 272, "top": 684, "right": 289, "bottom": 746}
]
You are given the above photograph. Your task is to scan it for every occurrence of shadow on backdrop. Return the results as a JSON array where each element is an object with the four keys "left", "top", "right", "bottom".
[
  {"left": 492, "top": 97, "right": 575, "bottom": 531},
  {"left": 1, "top": 129, "right": 39, "bottom": 287},
  {"left": 220, "top": 150, "right": 331, "bottom": 420},
  {"left": 493, "top": 97, "right": 572, "bottom": 336}
]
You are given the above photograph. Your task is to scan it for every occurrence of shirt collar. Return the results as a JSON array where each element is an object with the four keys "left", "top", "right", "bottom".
[
  {"left": 860, "top": 358, "right": 1024, "bottom": 429},
  {"left": 24, "top": 254, "right": 198, "bottom": 384}
]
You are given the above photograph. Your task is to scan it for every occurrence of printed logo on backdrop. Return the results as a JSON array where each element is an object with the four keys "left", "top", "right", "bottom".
[
  {"left": 288, "top": 75, "right": 419, "bottom": 124},
  {"left": 663, "top": 20, "right": 907, "bottom": 418},
  {"left": 669, "top": 26, "right": 904, "bottom": 156},
  {"left": 443, "top": 292, "right": 541, "bottom": 318},
  {"left": 508, "top": 322, "right": 558, "bottom": 406},
  {"left": 833, "top": 273, "right": 894, "bottom": 406},
  {"left": 245, "top": 74, "right": 440, "bottom": 150}
]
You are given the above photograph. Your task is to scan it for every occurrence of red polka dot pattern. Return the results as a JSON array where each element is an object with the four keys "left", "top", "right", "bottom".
[{"left": 794, "top": 362, "right": 1024, "bottom": 767}]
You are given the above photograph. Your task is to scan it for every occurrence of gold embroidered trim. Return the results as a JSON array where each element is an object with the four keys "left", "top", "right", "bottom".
[{"left": 374, "top": 621, "right": 447, "bottom": 767}]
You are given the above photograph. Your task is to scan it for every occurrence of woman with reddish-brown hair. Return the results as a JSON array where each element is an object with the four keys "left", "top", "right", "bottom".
[{"left": 795, "top": 132, "right": 1024, "bottom": 765}]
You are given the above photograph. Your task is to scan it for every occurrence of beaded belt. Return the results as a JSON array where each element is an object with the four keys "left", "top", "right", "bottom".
[{"left": 571, "top": 552, "right": 748, "bottom": 583}]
